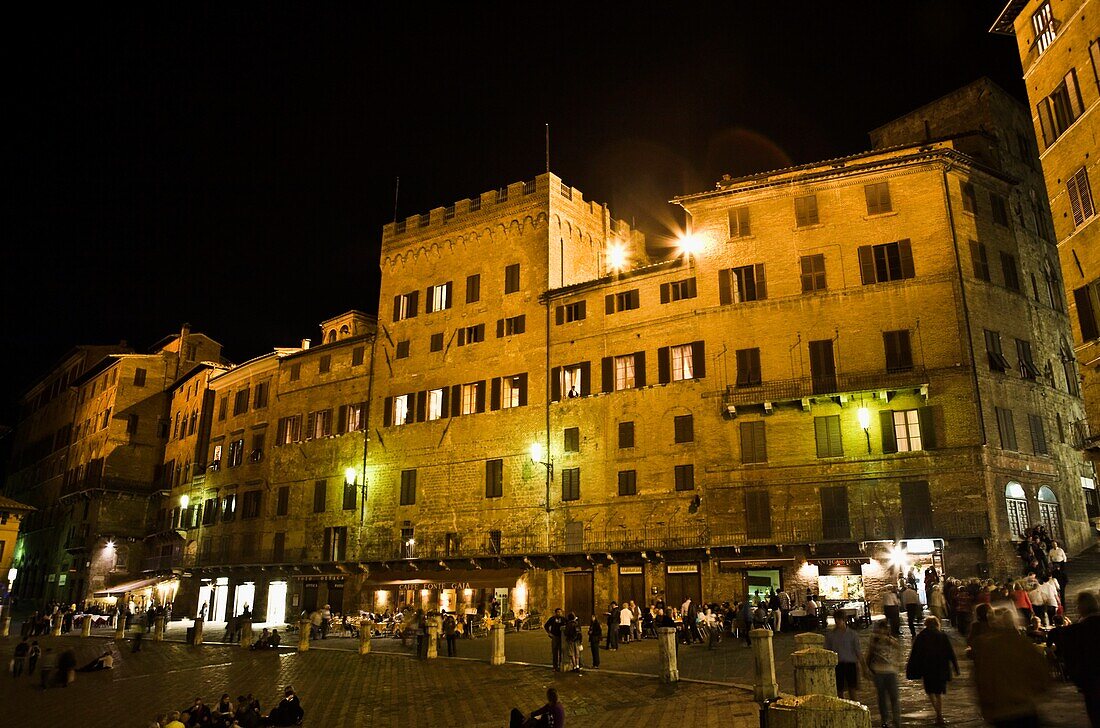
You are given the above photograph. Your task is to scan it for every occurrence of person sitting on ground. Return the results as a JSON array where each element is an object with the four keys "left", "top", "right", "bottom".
[
  {"left": 234, "top": 695, "right": 260, "bottom": 728},
  {"left": 252, "top": 628, "right": 271, "bottom": 650},
  {"left": 268, "top": 628, "right": 282, "bottom": 649},
  {"left": 77, "top": 649, "right": 114, "bottom": 672},
  {"left": 184, "top": 696, "right": 213, "bottom": 726},
  {"left": 261, "top": 685, "right": 304, "bottom": 727},
  {"left": 163, "top": 711, "right": 186, "bottom": 728},
  {"left": 509, "top": 686, "right": 565, "bottom": 728},
  {"left": 214, "top": 694, "right": 235, "bottom": 725}
]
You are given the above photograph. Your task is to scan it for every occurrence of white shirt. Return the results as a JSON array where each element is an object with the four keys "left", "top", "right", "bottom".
[
  {"left": 1049, "top": 547, "right": 1067, "bottom": 563},
  {"left": 882, "top": 592, "right": 899, "bottom": 607},
  {"left": 619, "top": 607, "right": 633, "bottom": 626}
]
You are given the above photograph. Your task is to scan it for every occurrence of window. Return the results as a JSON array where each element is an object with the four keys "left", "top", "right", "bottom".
[
  {"left": 990, "top": 194, "right": 1009, "bottom": 227},
  {"left": 202, "top": 498, "right": 218, "bottom": 526},
  {"left": 1057, "top": 412, "right": 1066, "bottom": 443},
  {"left": 485, "top": 459, "right": 503, "bottom": 498},
  {"left": 1064, "top": 357, "right": 1080, "bottom": 396},
  {"left": 290, "top": 363, "right": 301, "bottom": 382},
  {"left": 308, "top": 409, "right": 332, "bottom": 438},
  {"left": 969, "top": 240, "right": 991, "bottom": 281},
  {"left": 618, "top": 421, "right": 635, "bottom": 449},
  {"left": 613, "top": 354, "right": 636, "bottom": 390},
  {"left": 656, "top": 341, "right": 705, "bottom": 384},
  {"left": 133, "top": 368, "right": 147, "bottom": 387},
  {"left": 233, "top": 388, "right": 249, "bottom": 415},
  {"left": 858, "top": 240, "right": 915, "bottom": 284},
  {"left": 430, "top": 332, "right": 444, "bottom": 352},
  {"left": 228, "top": 438, "right": 244, "bottom": 467},
  {"left": 322, "top": 527, "right": 347, "bottom": 561},
  {"left": 728, "top": 206, "right": 750, "bottom": 237},
  {"left": 820, "top": 486, "right": 851, "bottom": 540},
  {"left": 561, "top": 468, "right": 580, "bottom": 501},
  {"left": 457, "top": 324, "right": 485, "bottom": 346},
  {"left": 564, "top": 427, "right": 580, "bottom": 453},
  {"left": 674, "top": 464, "right": 695, "bottom": 491},
  {"left": 740, "top": 421, "right": 767, "bottom": 464},
  {"left": 674, "top": 414, "right": 694, "bottom": 443},
  {"left": 428, "top": 388, "right": 445, "bottom": 420},
  {"left": 313, "top": 480, "right": 327, "bottom": 512},
  {"left": 319, "top": 355, "right": 331, "bottom": 374},
  {"left": 392, "top": 291, "right": 419, "bottom": 321},
  {"left": 1001, "top": 252, "right": 1021, "bottom": 292},
  {"left": 221, "top": 493, "right": 236, "bottom": 523},
  {"left": 466, "top": 274, "right": 481, "bottom": 303},
  {"left": 1037, "top": 69, "right": 1086, "bottom": 147},
  {"left": 556, "top": 301, "right": 586, "bottom": 324},
  {"left": 426, "top": 281, "right": 453, "bottom": 312},
  {"left": 401, "top": 526, "right": 416, "bottom": 558},
  {"left": 276, "top": 486, "right": 289, "bottom": 516},
  {"left": 1074, "top": 281, "right": 1100, "bottom": 341},
  {"left": 343, "top": 481, "right": 357, "bottom": 510},
  {"left": 242, "top": 491, "right": 261, "bottom": 519},
  {"left": 498, "top": 374, "right": 525, "bottom": 409},
  {"left": 961, "top": 182, "right": 977, "bottom": 213},
  {"left": 606, "top": 289, "right": 641, "bottom": 314},
  {"left": 883, "top": 330, "right": 913, "bottom": 373},
  {"left": 218, "top": 396, "right": 228, "bottom": 421},
  {"left": 497, "top": 315, "right": 526, "bottom": 336},
  {"left": 1032, "top": 1, "right": 1056, "bottom": 53},
  {"left": 996, "top": 407, "right": 1018, "bottom": 450},
  {"left": 800, "top": 254, "right": 827, "bottom": 293},
  {"left": 1016, "top": 339, "right": 1042, "bottom": 380},
  {"left": 393, "top": 394, "right": 410, "bottom": 426},
  {"left": 671, "top": 343, "right": 696, "bottom": 382},
  {"left": 1068, "top": 167, "right": 1096, "bottom": 228},
  {"left": 618, "top": 470, "right": 637, "bottom": 496},
  {"left": 497, "top": 187, "right": 508, "bottom": 203},
  {"left": 553, "top": 362, "right": 589, "bottom": 399},
  {"left": 864, "top": 182, "right": 892, "bottom": 215},
  {"left": 736, "top": 348, "right": 762, "bottom": 387},
  {"left": 344, "top": 403, "right": 365, "bottom": 432},
  {"left": 1029, "top": 414, "right": 1049, "bottom": 455},
  {"left": 814, "top": 415, "right": 843, "bottom": 458},
  {"left": 459, "top": 382, "right": 482, "bottom": 415},
  {"left": 126, "top": 414, "right": 139, "bottom": 436},
  {"left": 745, "top": 490, "right": 771, "bottom": 540},
  {"left": 794, "top": 194, "right": 819, "bottom": 226},
  {"left": 719, "top": 264, "right": 767, "bottom": 303},
  {"left": 211, "top": 444, "right": 223, "bottom": 470},
  {"left": 504, "top": 263, "right": 520, "bottom": 294},
  {"left": 352, "top": 347, "right": 365, "bottom": 366},
  {"left": 395, "top": 340, "right": 410, "bottom": 359},
  {"left": 985, "top": 330, "right": 1011, "bottom": 372},
  {"left": 253, "top": 381, "right": 268, "bottom": 409},
  {"left": 892, "top": 410, "right": 923, "bottom": 452},
  {"left": 660, "top": 278, "right": 697, "bottom": 303}
]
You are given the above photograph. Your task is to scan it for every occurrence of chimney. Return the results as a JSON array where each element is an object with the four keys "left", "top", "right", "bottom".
[{"left": 301, "top": 338, "right": 311, "bottom": 350}]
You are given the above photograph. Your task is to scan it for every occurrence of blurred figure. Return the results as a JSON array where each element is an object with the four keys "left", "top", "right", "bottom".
[
  {"left": 970, "top": 608, "right": 1050, "bottom": 727},
  {"left": 906, "top": 616, "right": 959, "bottom": 726},
  {"left": 865, "top": 620, "right": 902, "bottom": 728},
  {"left": 882, "top": 585, "right": 902, "bottom": 635},
  {"left": 967, "top": 603, "right": 995, "bottom": 647},
  {"left": 1059, "top": 591, "right": 1100, "bottom": 727}
]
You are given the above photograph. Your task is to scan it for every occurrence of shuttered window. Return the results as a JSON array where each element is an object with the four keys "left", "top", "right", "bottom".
[
  {"left": 1074, "top": 283, "right": 1100, "bottom": 341},
  {"left": 504, "top": 263, "right": 520, "bottom": 294},
  {"left": 400, "top": 470, "right": 417, "bottom": 505},
  {"left": 735, "top": 348, "right": 762, "bottom": 387},
  {"left": 674, "top": 464, "right": 695, "bottom": 491},
  {"left": 564, "top": 427, "right": 580, "bottom": 453},
  {"left": 486, "top": 459, "right": 503, "bottom": 498},
  {"left": 984, "top": 330, "right": 1011, "bottom": 372},
  {"left": 745, "top": 490, "right": 771, "bottom": 539},
  {"left": 674, "top": 414, "right": 694, "bottom": 443},
  {"left": 606, "top": 289, "right": 641, "bottom": 314},
  {"left": 961, "top": 182, "right": 977, "bottom": 213},
  {"left": 864, "top": 182, "right": 892, "bottom": 215},
  {"left": 1029, "top": 414, "right": 1049, "bottom": 455},
  {"left": 996, "top": 407, "right": 1018, "bottom": 451},
  {"left": 969, "top": 240, "right": 991, "bottom": 281},
  {"left": 276, "top": 486, "right": 289, "bottom": 516},
  {"left": 618, "top": 470, "right": 637, "bottom": 496},
  {"left": 1067, "top": 167, "right": 1095, "bottom": 228},
  {"left": 395, "top": 340, "right": 410, "bottom": 359},
  {"left": 660, "top": 278, "right": 697, "bottom": 303},
  {"left": 740, "top": 421, "right": 767, "bottom": 464},
  {"left": 1000, "top": 252, "right": 1021, "bottom": 292},
  {"left": 430, "top": 332, "right": 444, "bottom": 352},
  {"left": 814, "top": 415, "right": 843, "bottom": 458},
  {"left": 313, "top": 480, "right": 327, "bottom": 513},
  {"left": 719, "top": 265, "right": 767, "bottom": 303},
  {"left": 858, "top": 240, "right": 915, "bottom": 284},
  {"left": 466, "top": 274, "right": 481, "bottom": 303},
  {"left": 618, "top": 421, "right": 635, "bottom": 449},
  {"left": 1016, "top": 339, "right": 1042, "bottom": 380},
  {"left": 800, "top": 254, "right": 827, "bottom": 293},
  {"left": 728, "top": 206, "right": 750, "bottom": 237},
  {"left": 883, "top": 330, "right": 913, "bottom": 372},
  {"left": 820, "top": 486, "right": 850, "bottom": 540},
  {"left": 794, "top": 195, "right": 819, "bottom": 226},
  {"left": 561, "top": 468, "right": 580, "bottom": 501},
  {"left": 1036, "top": 69, "right": 1086, "bottom": 147}
]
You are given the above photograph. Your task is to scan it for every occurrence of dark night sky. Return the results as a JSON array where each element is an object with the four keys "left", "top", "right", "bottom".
[{"left": 3, "top": 2, "right": 1026, "bottom": 423}]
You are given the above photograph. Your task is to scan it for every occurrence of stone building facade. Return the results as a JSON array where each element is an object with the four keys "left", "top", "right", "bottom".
[{"left": 992, "top": 4, "right": 1100, "bottom": 521}]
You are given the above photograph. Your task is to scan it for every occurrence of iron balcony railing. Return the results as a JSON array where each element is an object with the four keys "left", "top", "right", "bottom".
[{"left": 724, "top": 366, "right": 929, "bottom": 408}]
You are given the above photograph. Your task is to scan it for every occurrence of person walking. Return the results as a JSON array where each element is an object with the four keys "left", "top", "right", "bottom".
[
  {"left": 824, "top": 614, "right": 865, "bottom": 701},
  {"left": 443, "top": 611, "right": 458, "bottom": 657},
  {"left": 970, "top": 608, "right": 1050, "bottom": 728},
  {"left": 905, "top": 616, "right": 959, "bottom": 726},
  {"left": 778, "top": 588, "right": 792, "bottom": 632},
  {"left": 900, "top": 583, "right": 922, "bottom": 637},
  {"left": 882, "top": 586, "right": 902, "bottom": 635},
  {"left": 1059, "top": 591, "right": 1100, "bottom": 727},
  {"left": 618, "top": 602, "right": 632, "bottom": 645},
  {"left": 11, "top": 639, "right": 29, "bottom": 678},
  {"left": 587, "top": 615, "right": 601, "bottom": 669},
  {"left": 865, "top": 620, "right": 902, "bottom": 728},
  {"left": 605, "top": 602, "right": 618, "bottom": 651},
  {"left": 27, "top": 641, "right": 40, "bottom": 674},
  {"left": 929, "top": 584, "right": 946, "bottom": 621},
  {"left": 544, "top": 608, "right": 565, "bottom": 672}
]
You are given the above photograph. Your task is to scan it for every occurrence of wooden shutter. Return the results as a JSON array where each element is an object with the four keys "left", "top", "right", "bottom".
[
  {"left": 1066, "top": 70, "right": 1084, "bottom": 118},
  {"left": 475, "top": 381, "right": 486, "bottom": 413},
  {"left": 858, "top": 246, "right": 875, "bottom": 285},
  {"left": 602, "top": 357, "right": 614, "bottom": 393},
  {"left": 815, "top": 417, "right": 830, "bottom": 458},
  {"left": 490, "top": 378, "right": 502, "bottom": 411},
  {"left": 515, "top": 315, "right": 525, "bottom": 334},
  {"left": 555, "top": 306, "right": 564, "bottom": 325},
  {"left": 880, "top": 411, "right": 897, "bottom": 453},
  {"left": 496, "top": 319, "right": 505, "bottom": 338},
  {"left": 1076, "top": 286, "right": 1099, "bottom": 340},
  {"left": 1036, "top": 100, "right": 1053, "bottom": 147},
  {"left": 691, "top": 341, "right": 706, "bottom": 378},
  {"left": 658, "top": 347, "right": 671, "bottom": 384},
  {"left": 634, "top": 352, "right": 646, "bottom": 388},
  {"left": 579, "top": 362, "right": 591, "bottom": 396},
  {"left": 322, "top": 528, "right": 332, "bottom": 560},
  {"left": 451, "top": 385, "right": 461, "bottom": 416},
  {"left": 551, "top": 367, "right": 561, "bottom": 401},
  {"left": 517, "top": 373, "right": 528, "bottom": 406},
  {"left": 752, "top": 264, "right": 767, "bottom": 300},
  {"left": 578, "top": 300, "right": 586, "bottom": 319},
  {"left": 660, "top": 282, "right": 671, "bottom": 304},
  {"left": 337, "top": 405, "right": 347, "bottom": 434},
  {"left": 718, "top": 270, "right": 732, "bottom": 305},
  {"left": 425, "top": 286, "right": 435, "bottom": 314},
  {"left": 440, "top": 390, "right": 450, "bottom": 418},
  {"left": 918, "top": 406, "right": 937, "bottom": 449},
  {"left": 898, "top": 239, "right": 914, "bottom": 279},
  {"left": 458, "top": 327, "right": 466, "bottom": 346},
  {"left": 605, "top": 294, "right": 615, "bottom": 315},
  {"left": 393, "top": 295, "right": 401, "bottom": 322},
  {"left": 416, "top": 391, "right": 427, "bottom": 422},
  {"left": 306, "top": 411, "right": 316, "bottom": 439},
  {"left": 444, "top": 281, "right": 453, "bottom": 308},
  {"left": 383, "top": 398, "right": 393, "bottom": 427},
  {"left": 407, "top": 290, "right": 418, "bottom": 318}
]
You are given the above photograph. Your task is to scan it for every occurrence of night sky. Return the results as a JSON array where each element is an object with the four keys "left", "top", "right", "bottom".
[{"left": 4, "top": 2, "right": 1026, "bottom": 423}]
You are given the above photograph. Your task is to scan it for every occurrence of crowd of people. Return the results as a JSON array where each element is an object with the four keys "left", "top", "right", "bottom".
[{"left": 148, "top": 686, "right": 304, "bottom": 728}]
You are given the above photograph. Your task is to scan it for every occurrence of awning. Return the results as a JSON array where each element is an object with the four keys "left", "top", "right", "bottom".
[
  {"left": 93, "top": 577, "right": 161, "bottom": 597},
  {"left": 364, "top": 568, "right": 527, "bottom": 589}
]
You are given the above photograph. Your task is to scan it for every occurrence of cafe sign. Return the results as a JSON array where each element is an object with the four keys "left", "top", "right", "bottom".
[{"left": 397, "top": 581, "right": 472, "bottom": 591}]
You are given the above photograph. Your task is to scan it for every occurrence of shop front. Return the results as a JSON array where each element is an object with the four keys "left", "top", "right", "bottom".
[
  {"left": 717, "top": 557, "right": 796, "bottom": 603},
  {"left": 365, "top": 568, "right": 528, "bottom": 618},
  {"left": 91, "top": 576, "right": 180, "bottom": 613}
]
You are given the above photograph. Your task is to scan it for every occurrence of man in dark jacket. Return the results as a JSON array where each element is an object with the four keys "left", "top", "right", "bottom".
[
  {"left": 544, "top": 608, "right": 565, "bottom": 672},
  {"left": 1060, "top": 591, "right": 1100, "bottom": 727},
  {"left": 262, "top": 685, "right": 304, "bottom": 727},
  {"left": 605, "top": 601, "right": 618, "bottom": 651}
]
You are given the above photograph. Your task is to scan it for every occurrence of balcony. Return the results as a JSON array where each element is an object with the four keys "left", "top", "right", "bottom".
[
  {"left": 1073, "top": 419, "right": 1100, "bottom": 454},
  {"left": 723, "top": 367, "right": 928, "bottom": 410}
]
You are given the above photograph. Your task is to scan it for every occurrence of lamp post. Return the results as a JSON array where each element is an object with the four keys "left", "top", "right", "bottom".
[
  {"left": 857, "top": 407, "right": 872, "bottom": 453},
  {"left": 0, "top": 567, "right": 15, "bottom": 637},
  {"left": 531, "top": 442, "right": 554, "bottom": 550}
]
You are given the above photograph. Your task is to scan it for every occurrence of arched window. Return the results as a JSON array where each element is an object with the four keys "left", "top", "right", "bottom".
[
  {"left": 340, "top": 324, "right": 350, "bottom": 337},
  {"left": 1005, "top": 481, "right": 1029, "bottom": 539},
  {"left": 327, "top": 330, "right": 337, "bottom": 344},
  {"left": 1037, "top": 486, "right": 1063, "bottom": 541}
]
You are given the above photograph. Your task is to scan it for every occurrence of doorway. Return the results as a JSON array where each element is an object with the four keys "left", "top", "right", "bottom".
[
  {"left": 233, "top": 583, "right": 255, "bottom": 616},
  {"left": 564, "top": 571, "right": 594, "bottom": 622},
  {"left": 665, "top": 564, "right": 701, "bottom": 607},
  {"left": 197, "top": 577, "right": 229, "bottom": 621},
  {"left": 809, "top": 339, "right": 837, "bottom": 394},
  {"left": 266, "top": 581, "right": 287, "bottom": 625},
  {"left": 618, "top": 567, "right": 645, "bottom": 606},
  {"left": 745, "top": 569, "right": 781, "bottom": 604},
  {"left": 327, "top": 581, "right": 345, "bottom": 614}
]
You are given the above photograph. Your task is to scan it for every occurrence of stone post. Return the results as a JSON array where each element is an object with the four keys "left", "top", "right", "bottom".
[
  {"left": 113, "top": 618, "right": 125, "bottom": 640},
  {"left": 795, "top": 632, "right": 825, "bottom": 650},
  {"left": 656, "top": 626, "right": 679, "bottom": 682},
  {"left": 298, "top": 619, "right": 311, "bottom": 652},
  {"left": 426, "top": 616, "right": 440, "bottom": 659},
  {"left": 0, "top": 607, "right": 10, "bottom": 638},
  {"left": 153, "top": 616, "right": 166, "bottom": 642},
  {"left": 766, "top": 694, "right": 871, "bottom": 728},
  {"left": 240, "top": 620, "right": 253, "bottom": 649},
  {"left": 192, "top": 618, "right": 204, "bottom": 646},
  {"left": 489, "top": 622, "right": 506, "bottom": 665},
  {"left": 750, "top": 628, "right": 780, "bottom": 702},
  {"left": 359, "top": 621, "right": 372, "bottom": 655},
  {"left": 53, "top": 616, "right": 64, "bottom": 637},
  {"left": 81, "top": 615, "right": 93, "bottom": 637},
  {"left": 793, "top": 647, "right": 838, "bottom": 697}
]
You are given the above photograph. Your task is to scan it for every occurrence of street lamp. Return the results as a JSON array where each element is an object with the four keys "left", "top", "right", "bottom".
[
  {"left": 677, "top": 233, "right": 704, "bottom": 259},
  {"left": 857, "top": 406, "right": 872, "bottom": 453},
  {"left": 606, "top": 241, "right": 629, "bottom": 273},
  {"left": 344, "top": 467, "right": 358, "bottom": 485}
]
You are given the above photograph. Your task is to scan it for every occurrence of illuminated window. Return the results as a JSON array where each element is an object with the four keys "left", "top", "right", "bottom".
[
  {"left": 561, "top": 365, "right": 584, "bottom": 397},
  {"left": 228, "top": 438, "right": 244, "bottom": 467},
  {"left": 428, "top": 389, "right": 445, "bottom": 420},
  {"left": 614, "top": 354, "right": 635, "bottom": 390},
  {"left": 309, "top": 409, "right": 332, "bottom": 439},
  {"left": 277, "top": 415, "right": 301, "bottom": 445},
  {"left": 1032, "top": 2, "right": 1056, "bottom": 54},
  {"left": 461, "top": 383, "right": 478, "bottom": 415},
  {"left": 345, "top": 403, "right": 365, "bottom": 432},
  {"left": 893, "top": 410, "right": 922, "bottom": 452},
  {"left": 427, "top": 281, "right": 453, "bottom": 312},
  {"left": 502, "top": 376, "right": 522, "bottom": 408},
  {"left": 393, "top": 291, "right": 419, "bottom": 322},
  {"left": 211, "top": 444, "right": 223, "bottom": 470},
  {"left": 671, "top": 344, "right": 694, "bottom": 381},
  {"left": 393, "top": 395, "right": 410, "bottom": 425}
]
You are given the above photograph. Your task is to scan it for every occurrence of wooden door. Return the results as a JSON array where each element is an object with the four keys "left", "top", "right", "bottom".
[
  {"left": 809, "top": 339, "right": 837, "bottom": 394},
  {"left": 665, "top": 567, "right": 702, "bottom": 607},
  {"left": 618, "top": 572, "right": 645, "bottom": 606},
  {"left": 564, "top": 571, "right": 594, "bottom": 622}
]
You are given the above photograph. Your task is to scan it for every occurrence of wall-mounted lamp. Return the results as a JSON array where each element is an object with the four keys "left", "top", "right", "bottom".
[{"left": 857, "top": 406, "right": 872, "bottom": 453}]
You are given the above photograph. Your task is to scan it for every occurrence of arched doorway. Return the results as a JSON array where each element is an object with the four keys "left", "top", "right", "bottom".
[
  {"left": 1037, "top": 486, "right": 1063, "bottom": 542},
  {"left": 1005, "top": 482, "right": 1029, "bottom": 540}
]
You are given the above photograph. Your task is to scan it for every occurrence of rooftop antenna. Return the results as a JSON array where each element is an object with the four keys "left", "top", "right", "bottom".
[
  {"left": 545, "top": 123, "right": 550, "bottom": 174},
  {"left": 392, "top": 176, "right": 400, "bottom": 223}
]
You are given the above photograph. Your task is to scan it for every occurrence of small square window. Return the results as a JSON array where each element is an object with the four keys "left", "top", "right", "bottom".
[
  {"left": 430, "top": 332, "right": 444, "bottom": 352},
  {"left": 564, "top": 427, "right": 580, "bottom": 453},
  {"left": 618, "top": 470, "right": 637, "bottom": 496},
  {"left": 319, "top": 355, "right": 331, "bottom": 374},
  {"left": 618, "top": 421, "right": 635, "bottom": 449},
  {"left": 395, "top": 340, "right": 410, "bottom": 359},
  {"left": 504, "top": 264, "right": 520, "bottom": 294},
  {"left": 674, "top": 414, "right": 694, "bottom": 443},
  {"left": 674, "top": 464, "right": 695, "bottom": 491},
  {"left": 794, "top": 195, "right": 819, "bottom": 226}
]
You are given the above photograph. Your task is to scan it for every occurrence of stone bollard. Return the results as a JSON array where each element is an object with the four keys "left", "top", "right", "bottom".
[
  {"left": 113, "top": 618, "right": 126, "bottom": 640},
  {"left": 426, "top": 616, "right": 440, "bottom": 659},
  {"left": 656, "top": 626, "right": 679, "bottom": 682},
  {"left": 793, "top": 647, "right": 838, "bottom": 697},
  {"left": 359, "top": 622, "right": 373, "bottom": 655},
  {"left": 795, "top": 632, "right": 825, "bottom": 650},
  {"left": 490, "top": 622, "right": 506, "bottom": 666},
  {"left": 193, "top": 618, "right": 205, "bottom": 646},
  {"left": 750, "top": 628, "right": 780, "bottom": 702},
  {"left": 81, "top": 615, "right": 93, "bottom": 638},
  {"left": 298, "top": 619, "right": 311, "bottom": 652},
  {"left": 0, "top": 607, "right": 9, "bottom": 638},
  {"left": 240, "top": 620, "right": 253, "bottom": 649},
  {"left": 153, "top": 616, "right": 165, "bottom": 642},
  {"left": 53, "top": 617, "right": 64, "bottom": 637},
  {"left": 766, "top": 694, "right": 871, "bottom": 728}
]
